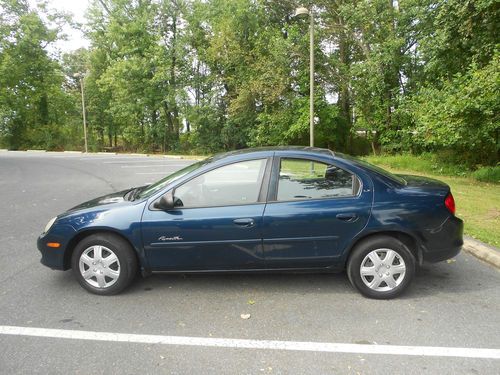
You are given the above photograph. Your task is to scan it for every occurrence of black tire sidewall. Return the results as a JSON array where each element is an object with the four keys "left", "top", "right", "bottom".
[
  {"left": 71, "top": 233, "right": 137, "bottom": 295},
  {"left": 347, "top": 236, "right": 415, "bottom": 299}
]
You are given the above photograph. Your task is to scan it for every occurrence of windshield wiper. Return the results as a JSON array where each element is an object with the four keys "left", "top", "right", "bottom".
[
  {"left": 124, "top": 187, "right": 141, "bottom": 201},
  {"left": 131, "top": 187, "right": 144, "bottom": 201}
]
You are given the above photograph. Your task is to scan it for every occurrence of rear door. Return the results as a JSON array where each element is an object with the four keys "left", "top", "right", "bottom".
[{"left": 262, "top": 156, "right": 372, "bottom": 268}]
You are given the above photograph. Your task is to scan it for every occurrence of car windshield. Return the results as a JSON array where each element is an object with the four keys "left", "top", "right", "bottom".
[
  {"left": 136, "top": 158, "right": 212, "bottom": 199},
  {"left": 337, "top": 153, "right": 407, "bottom": 185}
]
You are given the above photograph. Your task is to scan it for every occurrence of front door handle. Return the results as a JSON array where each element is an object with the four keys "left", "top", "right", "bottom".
[
  {"left": 336, "top": 213, "right": 358, "bottom": 222},
  {"left": 233, "top": 218, "right": 255, "bottom": 228}
]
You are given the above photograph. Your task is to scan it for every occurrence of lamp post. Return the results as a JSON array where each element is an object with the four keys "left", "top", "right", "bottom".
[
  {"left": 294, "top": 6, "right": 314, "bottom": 147},
  {"left": 74, "top": 72, "right": 88, "bottom": 153}
]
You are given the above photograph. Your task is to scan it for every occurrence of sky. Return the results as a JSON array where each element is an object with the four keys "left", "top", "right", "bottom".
[{"left": 29, "top": 0, "right": 90, "bottom": 51}]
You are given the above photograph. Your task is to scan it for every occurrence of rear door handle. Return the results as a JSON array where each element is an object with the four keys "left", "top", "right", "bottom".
[
  {"left": 233, "top": 218, "right": 255, "bottom": 228},
  {"left": 336, "top": 213, "right": 358, "bottom": 222}
]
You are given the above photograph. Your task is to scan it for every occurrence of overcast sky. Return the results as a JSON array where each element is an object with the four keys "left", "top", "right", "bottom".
[{"left": 29, "top": 0, "right": 90, "bottom": 52}]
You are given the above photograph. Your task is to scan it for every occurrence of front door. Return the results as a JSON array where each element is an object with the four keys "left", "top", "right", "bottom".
[
  {"left": 142, "top": 158, "right": 270, "bottom": 271},
  {"left": 262, "top": 157, "right": 372, "bottom": 268}
]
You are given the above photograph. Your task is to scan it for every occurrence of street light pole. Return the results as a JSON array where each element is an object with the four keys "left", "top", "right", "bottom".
[
  {"left": 74, "top": 73, "right": 88, "bottom": 153},
  {"left": 294, "top": 6, "right": 314, "bottom": 147},
  {"left": 309, "top": 10, "right": 314, "bottom": 148}
]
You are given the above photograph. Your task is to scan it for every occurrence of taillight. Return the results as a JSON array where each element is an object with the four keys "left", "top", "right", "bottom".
[{"left": 445, "top": 193, "right": 456, "bottom": 215}]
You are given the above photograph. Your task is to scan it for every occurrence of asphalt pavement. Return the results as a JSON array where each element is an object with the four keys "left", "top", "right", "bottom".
[{"left": 0, "top": 151, "right": 499, "bottom": 374}]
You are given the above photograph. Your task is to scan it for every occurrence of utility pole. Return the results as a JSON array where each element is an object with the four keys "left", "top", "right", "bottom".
[
  {"left": 294, "top": 6, "right": 315, "bottom": 147},
  {"left": 309, "top": 10, "right": 314, "bottom": 148},
  {"left": 74, "top": 73, "right": 88, "bottom": 153}
]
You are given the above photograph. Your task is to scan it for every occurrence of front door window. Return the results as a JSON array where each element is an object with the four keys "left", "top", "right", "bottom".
[{"left": 174, "top": 159, "right": 267, "bottom": 208}]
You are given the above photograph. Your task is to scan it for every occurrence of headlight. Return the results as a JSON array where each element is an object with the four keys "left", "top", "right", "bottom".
[{"left": 43, "top": 217, "right": 57, "bottom": 234}]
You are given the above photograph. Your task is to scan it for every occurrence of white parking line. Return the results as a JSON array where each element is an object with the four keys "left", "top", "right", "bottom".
[
  {"left": 77, "top": 156, "right": 166, "bottom": 160},
  {"left": 104, "top": 160, "right": 191, "bottom": 164},
  {"left": 136, "top": 172, "right": 175, "bottom": 175},
  {"left": 0, "top": 326, "right": 499, "bottom": 359},
  {"left": 121, "top": 165, "right": 186, "bottom": 168}
]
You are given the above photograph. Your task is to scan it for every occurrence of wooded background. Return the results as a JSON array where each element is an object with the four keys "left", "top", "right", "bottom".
[{"left": 0, "top": 0, "right": 498, "bottom": 166}]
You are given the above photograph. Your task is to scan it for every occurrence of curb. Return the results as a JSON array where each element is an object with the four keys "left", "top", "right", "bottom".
[
  {"left": 463, "top": 237, "right": 500, "bottom": 269},
  {"left": 2, "top": 149, "right": 206, "bottom": 159}
]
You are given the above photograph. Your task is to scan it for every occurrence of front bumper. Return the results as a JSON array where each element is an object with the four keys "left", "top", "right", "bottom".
[{"left": 37, "top": 235, "right": 68, "bottom": 270}]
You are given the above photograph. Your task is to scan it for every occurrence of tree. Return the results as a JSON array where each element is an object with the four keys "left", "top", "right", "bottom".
[
  {"left": 400, "top": 0, "right": 500, "bottom": 164},
  {"left": 0, "top": 0, "right": 73, "bottom": 149}
]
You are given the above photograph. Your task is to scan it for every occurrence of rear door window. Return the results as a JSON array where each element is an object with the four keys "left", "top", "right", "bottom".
[{"left": 277, "top": 158, "right": 360, "bottom": 201}]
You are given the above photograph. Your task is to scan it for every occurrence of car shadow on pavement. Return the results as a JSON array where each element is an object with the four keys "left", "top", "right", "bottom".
[
  {"left": 51, "top": 253, "right": 492, "bottom": 299},
  {"left": 130, "top": 271, "right": 354, "bottom": 297},
  {"left": 125, "top": 253, "right": 492, "bottom": 299}
]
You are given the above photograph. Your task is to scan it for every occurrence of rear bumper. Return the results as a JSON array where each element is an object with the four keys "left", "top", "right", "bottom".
[
  {"left": 422, "top": 215, "right": 463, "bottom": 263},
  {"left": 422, "top": 245, "right": 462, "bottom": 263}
]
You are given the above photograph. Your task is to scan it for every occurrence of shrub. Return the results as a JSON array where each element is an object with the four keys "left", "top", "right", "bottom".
[{"left": 472, "top": 166, "right": 500, "bottom": 183}]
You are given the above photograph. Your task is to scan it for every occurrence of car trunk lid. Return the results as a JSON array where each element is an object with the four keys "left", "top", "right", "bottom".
[{"left": 396, "top": 174, "right": 450, "bottom": 193}]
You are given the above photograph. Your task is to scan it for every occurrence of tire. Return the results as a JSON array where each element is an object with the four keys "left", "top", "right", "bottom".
[
  {"left": 347, "top": 235, "right": 416, "bottom": 299},
  {"left": 71, "top": 233, "right": 138, "bottom": 295}
]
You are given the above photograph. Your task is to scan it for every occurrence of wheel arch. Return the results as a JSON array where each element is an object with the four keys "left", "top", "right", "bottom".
[
  {"left": 344, "top": 230, "right": 422, "bottom": 267},
  {"left": 63, "top": 229, "right": 142, "bottom": 270}
]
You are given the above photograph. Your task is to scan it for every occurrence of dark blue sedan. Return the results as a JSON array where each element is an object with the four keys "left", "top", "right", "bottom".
[{"left": 38, "top": 147, "right": 463, "bottom": 299}]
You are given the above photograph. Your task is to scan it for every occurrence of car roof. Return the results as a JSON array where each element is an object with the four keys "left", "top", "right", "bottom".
[{"left": 211, "top": 146, "right": 335, "bottom": 161}]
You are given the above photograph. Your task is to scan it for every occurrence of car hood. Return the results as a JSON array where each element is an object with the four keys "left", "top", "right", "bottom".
[
  {"left": 53, "top": 187, "right": 148, "bottom": 231},
  {"left": 67, "top": 188, "right": 134, "bottom": 213}
]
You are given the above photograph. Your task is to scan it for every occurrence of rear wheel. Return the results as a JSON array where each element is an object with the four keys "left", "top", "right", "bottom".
[
  {"left": 347, "top": 236, "right": 415, "bottom": 299},
  {"left": 71, "top": 233, "right": 137, "bottom": 295}
]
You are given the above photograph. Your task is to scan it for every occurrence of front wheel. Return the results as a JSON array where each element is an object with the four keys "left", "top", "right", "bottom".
[
  {"left": 347, "top": 236, "right": 416, "bottom": 299},
  {"left": 71, "top": 233, "right": 137, "bottom": 295}
]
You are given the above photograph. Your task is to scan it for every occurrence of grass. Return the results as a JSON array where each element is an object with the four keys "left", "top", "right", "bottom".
[
  {"left": 365, "top": 153, "right": 465, "bottom": 177},
  {"left": 364, "top": 155, "right": 500, "bottom": 248}
]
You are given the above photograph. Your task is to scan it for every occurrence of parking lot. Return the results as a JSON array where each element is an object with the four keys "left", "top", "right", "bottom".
[{"left": 0, "top": 151, "right": 499, "bottom": 374}]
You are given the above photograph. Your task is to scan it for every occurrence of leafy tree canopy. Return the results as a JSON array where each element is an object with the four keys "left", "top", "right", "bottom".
[{"left": 0, "top": 0, "right": 498, "bottom": 166}]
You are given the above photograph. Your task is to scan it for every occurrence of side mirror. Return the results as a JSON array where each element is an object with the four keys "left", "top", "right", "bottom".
[{"left": 153, "top": 191, "right": 175, "bottom": 210}]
